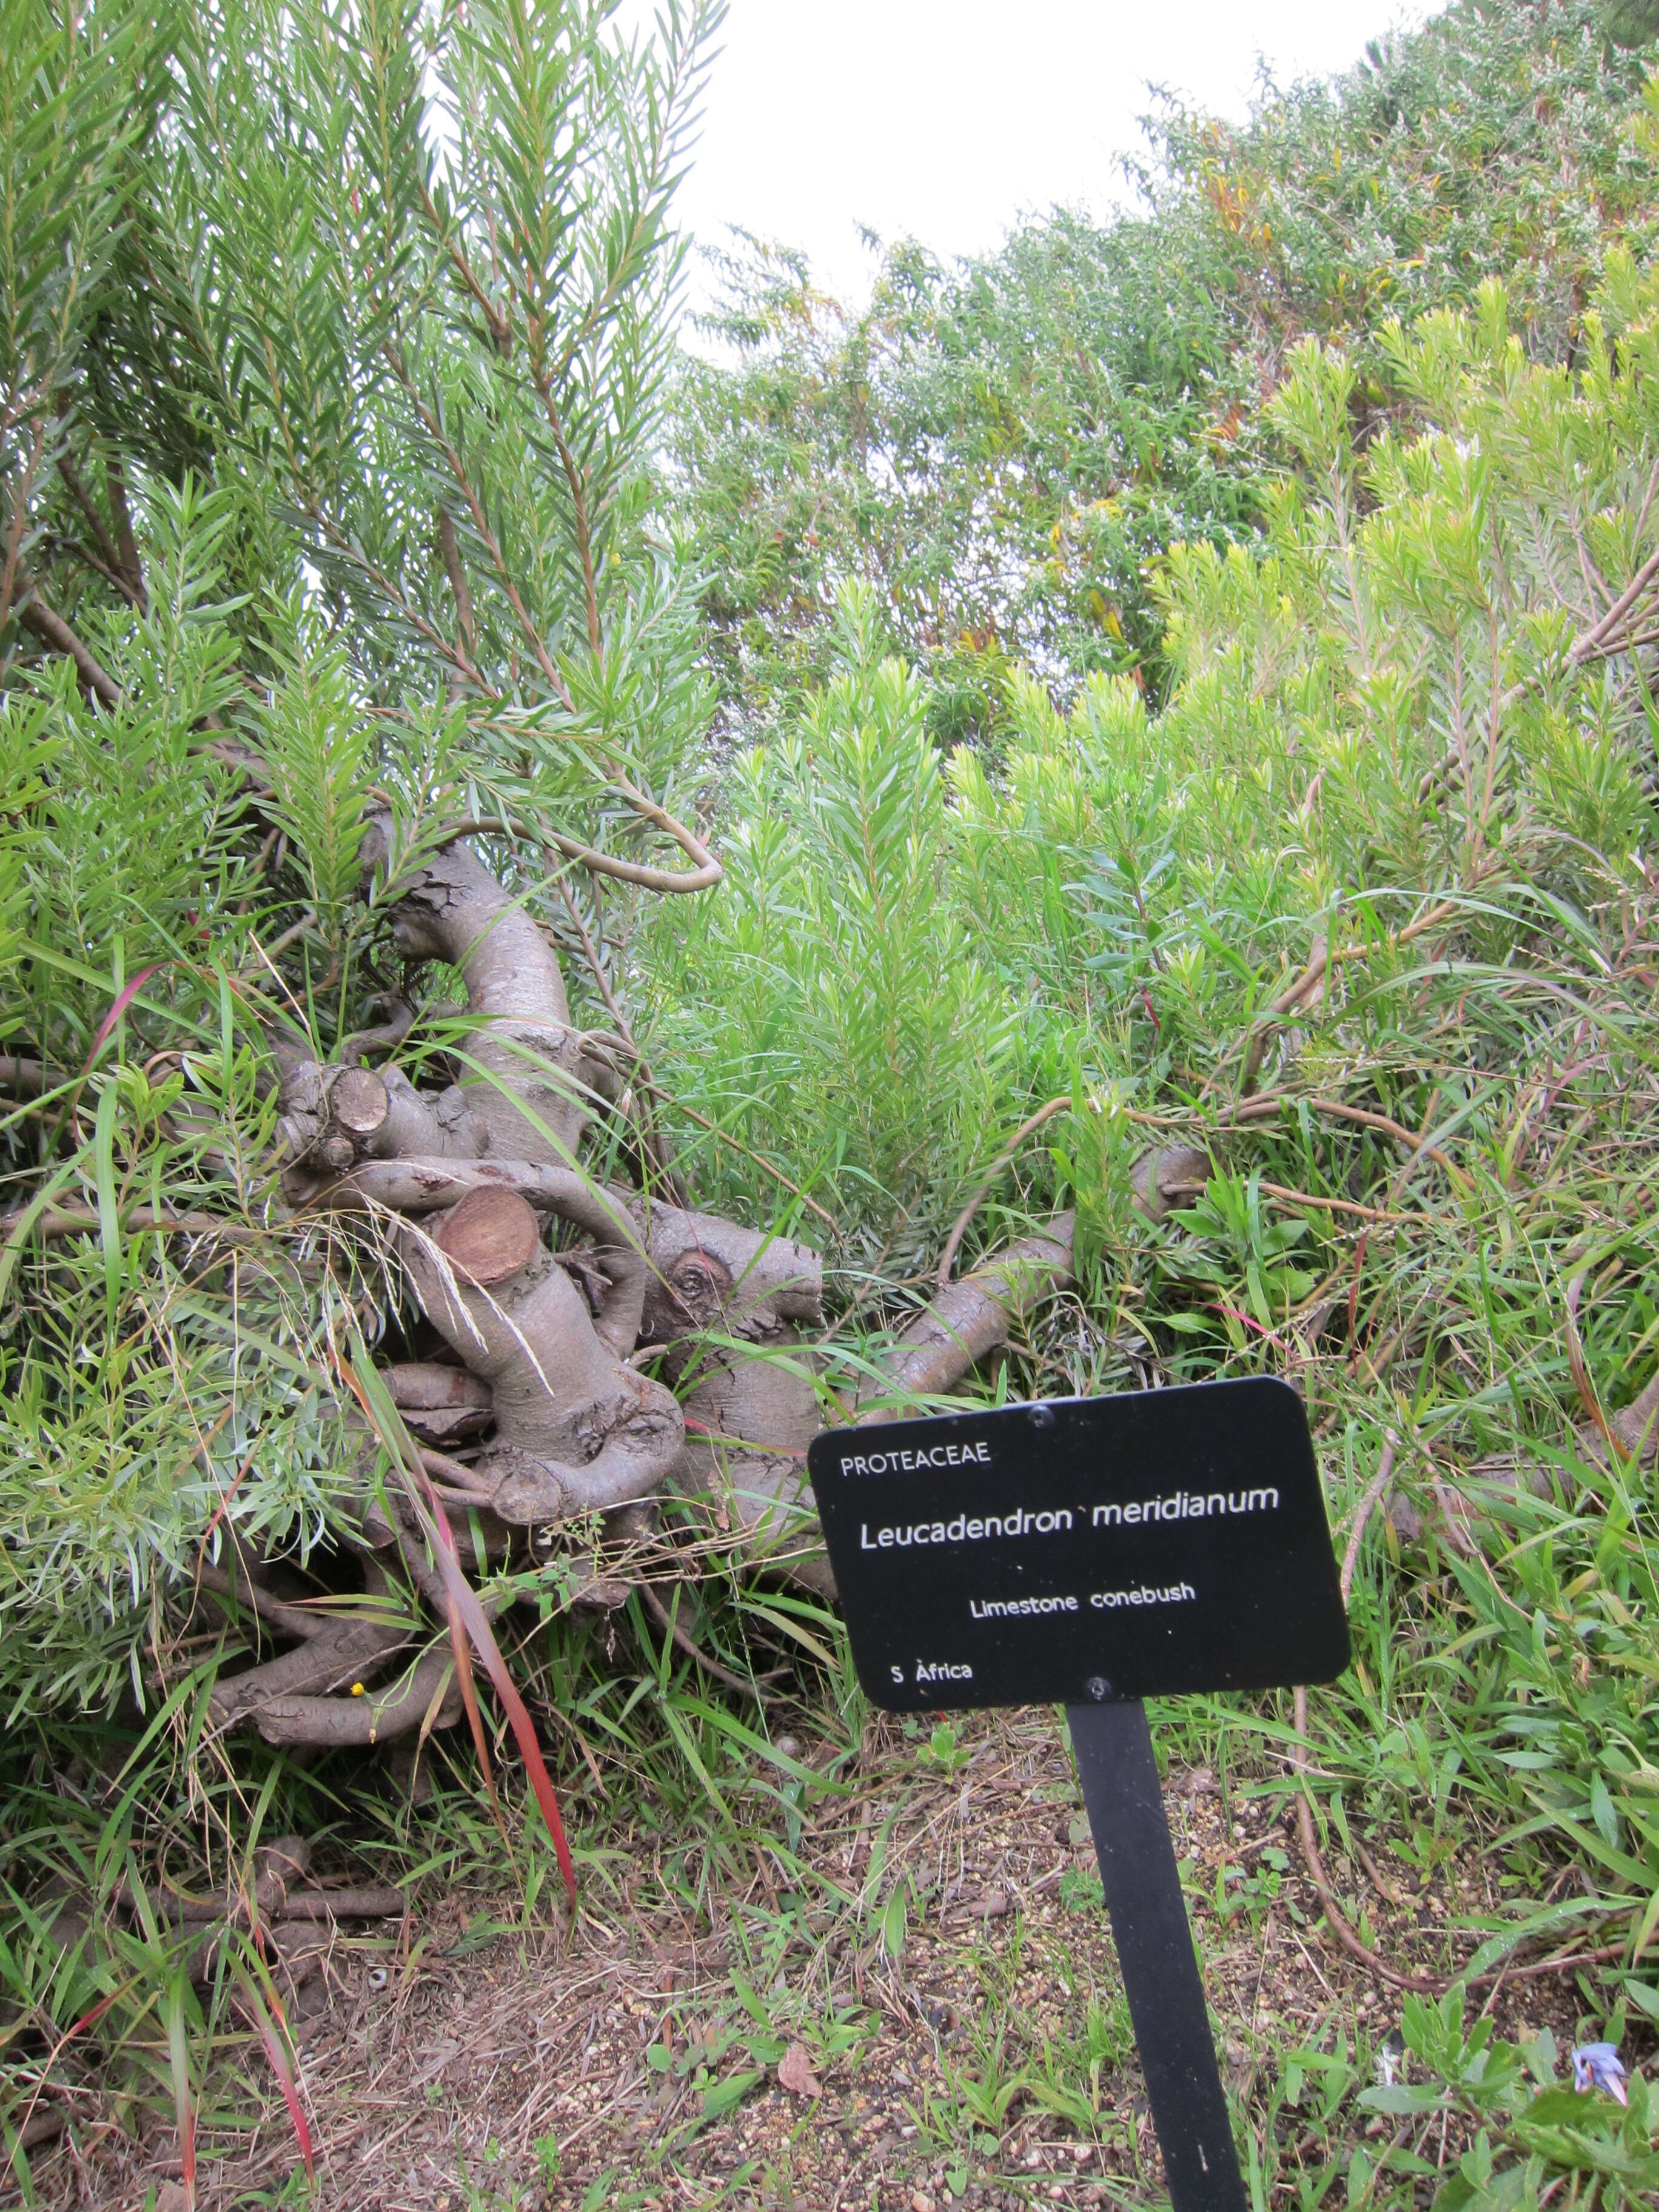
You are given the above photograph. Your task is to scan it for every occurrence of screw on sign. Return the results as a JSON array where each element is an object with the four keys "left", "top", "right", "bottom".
[{"left": 808, "top": 1377, "right": 1351, "bottom": 2212}]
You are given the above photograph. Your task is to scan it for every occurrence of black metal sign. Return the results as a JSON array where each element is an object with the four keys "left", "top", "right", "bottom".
[
  {"left": 807, "top": 1376, "right": 1349, "bottom": 1711},
  {"left": 807, "top": 1378, "right": 1352, "bottom": 2212}
]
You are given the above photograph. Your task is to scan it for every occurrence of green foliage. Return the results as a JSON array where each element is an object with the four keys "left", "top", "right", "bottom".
[
  {"left": 646, "top": 589, "right": 1034, "bottom": 1256},
  {"left": 1349, "top": 1988, "right": 1659, "bottom": 2206},
  {"left": 669, "top": 0, "right": 1659, "bottom": 732},
  {"left": 10, "top": 0, "right": 1659, "bottom": 2193},
  {"left": 0, "top": 0, "right": 723, "bottom": 1729},
  {"left": 654, "top": 248, "right": 1659, "bottom": 2212},
  {"left": 254, "top": 601, "right": 374, "bottom": 956},
  {"left": 1604, "top": 0, "right": 1659, "bottom": 47}
]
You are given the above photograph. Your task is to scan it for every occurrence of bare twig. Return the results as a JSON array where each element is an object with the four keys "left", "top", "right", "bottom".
[
  {"left": 274, "top": 1887, "right": 407, "bottom": 1921},
  {"left": 436, "top": 504, "right": 477, "bottom": 658},
  {"left": 1416, "top": 521, "right": 1659, "bottom": 802},
  {"left": 15, "top": 577, "right": 120, "bottom": 706},
  {"left": 1258, "top": 1182, "right": 1417, "bottom": 1225},
  {"left": 1352, "top": 1835, "right": 1406, "bottom": 1910},
  {"left": 1241, "top": 933, "right": 1328, "bottom": 1095},
  {"left": 103, "top": 458, "right": 146, "bottom": 609},
  {"left": 1569, "top": 537, "right": 1659, "bottom": 665},
  {"left": 262, "top": 911, "right": 318, "bottom": 961},
  {"left": 1339, "top": 1433, "right": 1397, "bottom": 1604},
  {"left": 446, "top": 792, "right": 722, "bottom": 897},
  {"left": 414, "top": 1445, "right": 497, "bottom": 1499},
  {"left": 52, "top": 531, "right": 137, "bottom": 602},
  {"left": 937, "top": 1095, "right": 1071, "bottom": 1287},
  {"left": 638, "top": 1581, "right": 783, "bottom": 1701},
  {"left": 56, "top": 454, "right": 126, "bottom": 585},
  {"left": 1233, "top": 1093, "right": 1464, "bottom": 1184}
]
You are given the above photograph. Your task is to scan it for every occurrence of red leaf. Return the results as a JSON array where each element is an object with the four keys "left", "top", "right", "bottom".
[
  {"left": 235, "top": 1971, "right": 315, "bottom": 2187},
  {"left": 82, "top": 962, "right": 172, "bottom": 1074},
  {"left": 407, "top": 1471, "right": 579, "bottom": 1908},
  {"left": 336, "top": 1346, "right": 579, "bottom": 1909}
]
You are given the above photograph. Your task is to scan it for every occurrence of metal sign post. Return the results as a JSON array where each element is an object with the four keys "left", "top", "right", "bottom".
[
  {"left": 1068, "top": 1695, "right": 1247, "bottom": 2212},
  {"left": 806, "top": 1377, "right": 1349, "bottom": 2212}
]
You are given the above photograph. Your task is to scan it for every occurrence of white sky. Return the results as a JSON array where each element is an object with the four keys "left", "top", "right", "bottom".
[{"left": 669, "top": 0, "right": 1438, "bottom": 310}]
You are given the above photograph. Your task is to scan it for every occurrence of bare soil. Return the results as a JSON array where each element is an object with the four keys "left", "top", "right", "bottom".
[{"left": 32, "top": 1711, "right": 1624, "bottom": 2211}]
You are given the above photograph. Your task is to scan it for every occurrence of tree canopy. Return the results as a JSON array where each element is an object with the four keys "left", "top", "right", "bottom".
[{"left": 669, "top": 0, "right": 1659, "bottom": 735}]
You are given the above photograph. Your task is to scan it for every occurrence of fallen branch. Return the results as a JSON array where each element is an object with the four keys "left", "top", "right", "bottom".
[
  {"left": 1259, "top": 1182, "right": 1418, "bottom": 1225},
  {"left": 1233, "top": 1093, "right": 1464, "bottom": 1184},
  {"left": 273, "top": 1886, "right": 406, "bottom": 1921},
  {"left": 0, "top": 1202, "right": 272, "bottom": 1243},
  {"left": 862, "top": 1216, "right": 1075, "bottom": 1416},
  {"left": 939, "top": 1111, "right": 1211, "bottom": 1288},
  {"left": 937, "top": 1097, "right": 1072, "bottom": 1287},
  {"left": 0, "top": 1053, "right": 48, "bottom": 1095},
  {"left": 196, "top": 1560, "right": 341, "bottom": 1643}
]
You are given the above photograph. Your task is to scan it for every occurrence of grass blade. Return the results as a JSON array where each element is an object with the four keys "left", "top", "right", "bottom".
[
  {"left": 232, "top": 1965, "right": 314, "bottom": 2190},
  {"left": 163, "top": 1968, "right": 196, "bottom": 2211},
  {"left": 341, "top": 1345, "right": 580, "bottom": 1908}
]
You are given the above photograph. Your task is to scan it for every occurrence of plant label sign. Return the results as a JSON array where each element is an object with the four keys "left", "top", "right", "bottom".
[
  {"left": 808, "top": 1376, "right": 1351, "bottom": 2212},
  {"left": 806, "top": 1375, "right": 1349, "bottom": 1711}
]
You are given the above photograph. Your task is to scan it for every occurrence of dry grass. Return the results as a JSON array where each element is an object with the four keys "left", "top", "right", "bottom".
[{"left": 32, "top": 1709, "right": 1629, "bottom": 2212}]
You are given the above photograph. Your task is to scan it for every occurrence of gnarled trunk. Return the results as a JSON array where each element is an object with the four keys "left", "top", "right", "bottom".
[{"left": 215, "top": 829, "right": 1084, "bottom": 1745}]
